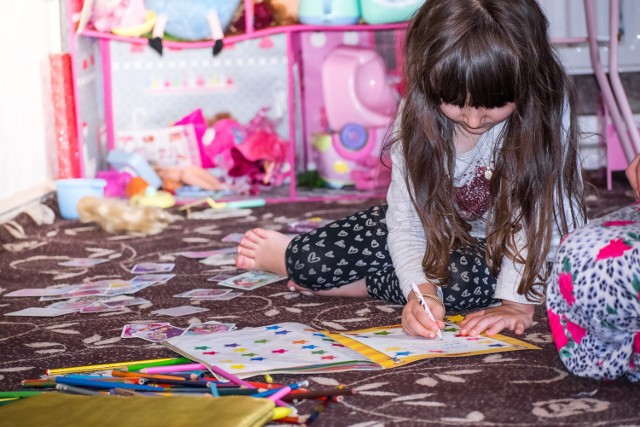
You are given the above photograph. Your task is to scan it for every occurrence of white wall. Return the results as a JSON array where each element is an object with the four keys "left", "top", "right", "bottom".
[
  {"left": 541, "top": 0, "right": 640, "bottom": 74},
  {"left": 0, "top": 0, "right": 62, "bottom": 213}
]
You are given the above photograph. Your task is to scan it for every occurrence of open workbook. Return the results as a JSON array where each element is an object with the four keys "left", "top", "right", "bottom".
[{"left": 162, "top": 320, "right": 540, "bottom": 379}]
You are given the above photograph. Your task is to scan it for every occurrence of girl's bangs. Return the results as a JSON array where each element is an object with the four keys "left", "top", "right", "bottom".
[{"left": 427, "top": 43, "right": 518, "bottom": 109}]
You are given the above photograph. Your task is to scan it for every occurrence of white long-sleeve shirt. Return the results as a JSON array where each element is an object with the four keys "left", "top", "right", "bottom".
[{"left": 386, "top": 110, "right": 582, "bottom": 304}]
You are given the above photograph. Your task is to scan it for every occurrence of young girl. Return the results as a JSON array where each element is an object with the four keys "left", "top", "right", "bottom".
[
  {"left": 237, "top": 0, "right": 586, "bottom": 339},
  {"left": 546, "top": 156, "right": 640, "bottom": 381}
]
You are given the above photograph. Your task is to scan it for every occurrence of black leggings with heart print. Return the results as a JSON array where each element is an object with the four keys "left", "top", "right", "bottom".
[{"left": 284, "top": 205, "right": 500, "bottom": 311}]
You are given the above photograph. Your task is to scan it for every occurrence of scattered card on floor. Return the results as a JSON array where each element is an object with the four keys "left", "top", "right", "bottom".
[
  {"left": 288, "top": 218, "right": 332, "bottom": 233},
  {"left": 218, "top": 271, "right": 286, "bottom": 291},
  {"left": 221, "top": 233, "right": 244, "bottom": 243},
  {"left": 58, "top": 258, "right": 109, "bottom": 267},
  {"left": 182, "top": 321, "right": 235, "bottom": 336},
  {"left": 207, "top": 274, "right": 235, "bottom": 282},
  {"left": 151, "top": 306, "right": 209, "bottom": 317},
  {"left": 130, "top": 274, "right": 176, "bottom": 284},
  {"left": 199, "top": 253, "right": 236, "bottom": 266},
  {"left": 177, "top": 247, "right": 236, "bottom": 259},
  {"left": 121, "top": 322, "right": 171, "bottom": 338},
  {"left": 131, "top": 263, "right": 175, "bottom": 274},
  {"left": 4, "top": 307, "right": 77, "bottom": 317},
  {"left": 194, "top": 291, "right": 242, "bottom": 301},
  {"left": 47, "top": 296, "right": 103, "bottom": 310},
  {"left": 173, "top": 289, "right": 232, "bottom": 299},
  {"left": 133, "top": 324, "right": 186, "bottom": 342},
  {"left": 5, "top": 288, "right": 75, "bottom": 297}
]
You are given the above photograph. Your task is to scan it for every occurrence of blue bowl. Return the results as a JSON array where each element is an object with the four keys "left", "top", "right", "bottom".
[{"left": 55, "top": 178, "right": 107, "bottom": 220}]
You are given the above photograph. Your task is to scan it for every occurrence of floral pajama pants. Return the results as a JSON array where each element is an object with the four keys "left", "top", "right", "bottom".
[
  {"left": 284, "top": 205, "right": 500, "bottom": 312},
  {"left": 546, "top": 203, "right": 640, "bottom": 382}
]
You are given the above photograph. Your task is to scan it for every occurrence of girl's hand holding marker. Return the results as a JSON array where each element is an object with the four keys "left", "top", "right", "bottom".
[{"left": 403, "top": 282, "right": 445, "bottom": 340}]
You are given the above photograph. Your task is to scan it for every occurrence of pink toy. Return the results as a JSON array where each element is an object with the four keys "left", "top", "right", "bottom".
[
  {"left": 175, "top": 109, "right": 213, "bottom": 168},
  {"left": 314, "top": 45, "right": 397, "bottom": 190},
  {"left": 203, "top": 118, "right": 247, "bottom": 171},
  {"left": 312, "top": 128, "right": 390, "bottom": 190},
  {"left": 229, "top": 130, "right": 288, "bottom": 189},
  {"left": 89, "top": 0, "right": 147, "bottom": 33},
  {"left": 204, "top": 108, "right": 288, "bottom": 193},
  {"left": 322, "top": 46, "right": 396, "bottom": 132},
  {"left": 96, "top": 170, "right": 133, "bottom": 198}
]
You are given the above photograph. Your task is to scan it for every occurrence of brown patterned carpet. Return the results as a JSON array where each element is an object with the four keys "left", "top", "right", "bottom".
[{"left": 0, "top": 171, "right": 638, "bottom": 426}]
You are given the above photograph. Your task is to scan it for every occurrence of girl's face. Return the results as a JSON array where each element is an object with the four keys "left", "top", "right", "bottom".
[{"left": 439, "top": 102, "right": 516, "bottom": 136}]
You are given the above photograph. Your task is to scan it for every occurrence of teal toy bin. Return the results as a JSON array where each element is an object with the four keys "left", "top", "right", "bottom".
[
  {"left": 298, "top": 0, "right": 361, "bottom": 25},
  {"left": 55, "top": 178, "right": 107, "bottom": 220},
  {"left": 360, "top": 0, "right": 424, "bottom": 25}
]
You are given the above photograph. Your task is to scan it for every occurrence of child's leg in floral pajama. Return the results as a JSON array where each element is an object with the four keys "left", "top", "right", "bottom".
[{"left": 546, "top": 203, "right": 640, "bottom": 381}]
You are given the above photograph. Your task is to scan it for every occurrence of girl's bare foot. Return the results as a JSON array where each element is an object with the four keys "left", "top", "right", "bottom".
[{"left": 236, "top": 228, "right": 292, "bottom": 276}]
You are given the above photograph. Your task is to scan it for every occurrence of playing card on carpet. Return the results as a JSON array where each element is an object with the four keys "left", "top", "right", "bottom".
[
  {"left": 218, "top": 271, "right": 286, "bottom": 291},
  {"left": 131, "top": 263, "right": 175, "bottom": 274},
  {"left": 151, "top": 306, "right": 209, "bottom": 317}
]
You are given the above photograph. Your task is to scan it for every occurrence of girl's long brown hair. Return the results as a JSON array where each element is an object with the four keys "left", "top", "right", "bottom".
[{"left": 391, "top": 0, "right": 586, "bottom": 300}]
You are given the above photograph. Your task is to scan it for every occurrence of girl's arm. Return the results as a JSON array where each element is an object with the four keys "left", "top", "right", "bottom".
[
  {"left": 386, "top": 144, "right": 442, "bottom": 302},
  {"left": 386, "top": 144, "right": 445, "bottom": 338},
  {"left": 458, "top": 300, "right": 535, "bottom": 336}
]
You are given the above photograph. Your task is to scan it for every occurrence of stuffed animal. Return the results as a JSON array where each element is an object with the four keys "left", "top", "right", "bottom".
[
  {"left": 145, "top": 0, "right": 241, "bottom": 55},
  {"left": 89, "top": 0, "right": 148, "bottom": 33},
  {"left": 77, "top": 196, "right": 179, "bottom": 236}
]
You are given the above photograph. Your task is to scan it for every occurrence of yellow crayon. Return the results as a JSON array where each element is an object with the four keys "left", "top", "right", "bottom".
[{"left": 272, "top": 406, "right": 293, "bottom": 420}]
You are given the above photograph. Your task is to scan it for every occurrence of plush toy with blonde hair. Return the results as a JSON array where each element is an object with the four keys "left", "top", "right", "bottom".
[{"left": 77, "top": 196, "right": 179, "bottom": 236}]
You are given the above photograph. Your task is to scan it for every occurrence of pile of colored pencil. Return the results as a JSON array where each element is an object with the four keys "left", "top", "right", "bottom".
[{"left": 1, "top": 357, "right": 354, "bottom": 425}]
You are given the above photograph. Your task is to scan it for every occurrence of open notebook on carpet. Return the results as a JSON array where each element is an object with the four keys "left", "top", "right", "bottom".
[{"left": 162, "top": 319, "right": 540, "bottom": 379}]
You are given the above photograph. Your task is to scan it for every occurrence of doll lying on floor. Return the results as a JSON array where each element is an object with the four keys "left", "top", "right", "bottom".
[{"left": 77, "top": 196, "right": 180, "bottom": 236}]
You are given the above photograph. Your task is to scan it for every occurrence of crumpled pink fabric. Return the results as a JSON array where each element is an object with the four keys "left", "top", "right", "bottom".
[
  {"left": 204, "top": 108, "right": 288, "bottom": 193},
  {"left": 228, "top": 130, "right": 288, "bottom": 186}
]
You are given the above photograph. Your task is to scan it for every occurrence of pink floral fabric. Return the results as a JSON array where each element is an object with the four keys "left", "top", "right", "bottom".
[{"left": 546, "top": 203, "right": 640, "bottom": 381}]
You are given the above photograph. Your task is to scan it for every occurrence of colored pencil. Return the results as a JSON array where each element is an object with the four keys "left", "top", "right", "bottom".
[
  {"left": 109, "top": 388, "right": 148, "bottom": 397},
  {"left": 138, "top": 378, "right": 211, "bottom": 388},
  {"left": 209, "top": 382, "right": 219, "bottom": 397},
  {"left": 272, "top": 407, "right": 293, "bottom": 420},
  {"left": 140, "top": 362, "right": 206, "bottom": 374},
  {"left": 266, "top": 386, "right": 292, "bottom": 402},
  {"left": 54, "top": 376, "right": 166, "bottom": 392},
  {"left": 304, "top": 397, "right": 331, "bottom": 425},
  {"left": 209, "top": 365, "right": 292, "bottom": 411},
  {"left": 111, "top": 370, "right": 189, "bottom": 381},
  {"left": 55, "top": 384, "right": 104, "bottom": 396},
  {"left": 0, "top": 391, "right": 44, "bottom": 398},
  {"left": 0, "top": 398, "right": 21, "bottom": 407},
  {"left": 209, "top": 365, "right": 253, "bottom": 388},
  {"left": 283, "top": 387, "right": 354, "bottom": 402},
  {"left": 46, "top": 357, "right": 191, "bottom": 375},
  {"left": 124, "top": 357, "right": 193, "bottom": 372},
  {"left": 20, "top": 379, "right": 57, "bottom": 388},
  {"left": 201, "top": 377, "right": 281, "bottom": 389},
  {"left": 64, "top": 374, "right": 137, "bottom": 383}
]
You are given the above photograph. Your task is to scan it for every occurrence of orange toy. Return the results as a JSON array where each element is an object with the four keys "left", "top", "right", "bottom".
[{"left": 126, "top": 176, "right": 149, "bottom": 197}]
